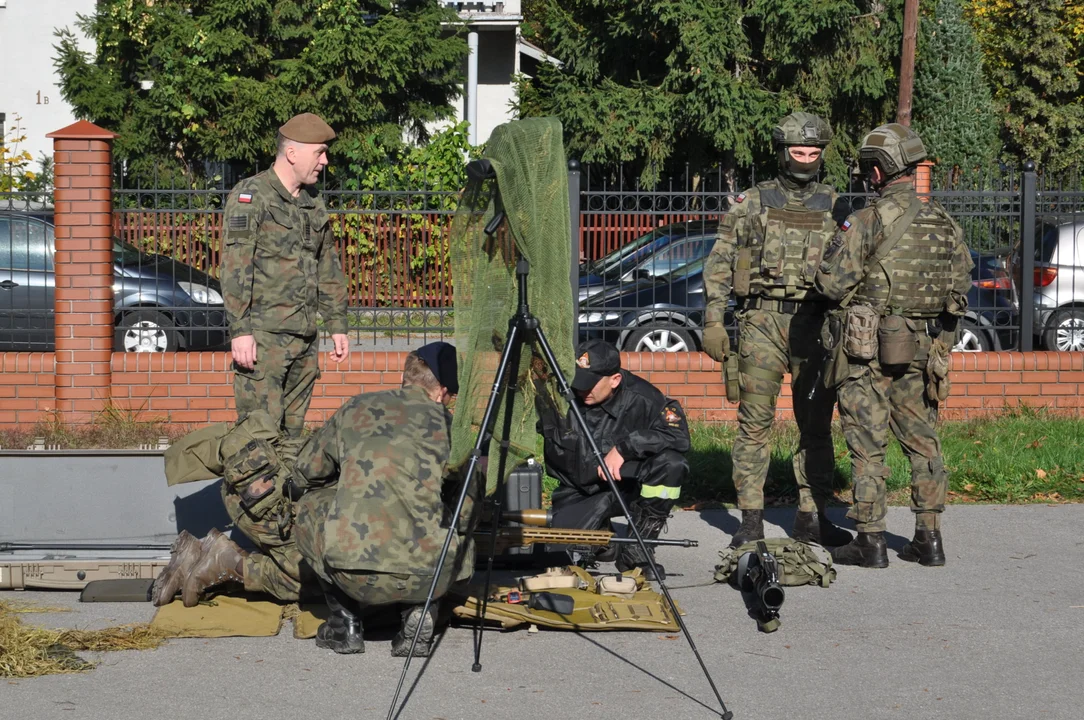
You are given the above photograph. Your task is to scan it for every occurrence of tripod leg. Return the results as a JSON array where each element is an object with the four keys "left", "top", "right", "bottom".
[
  {"left": 532, "top": 325, "right": 734, "bottom": 720},
  {"left": 386, "top": 321, "right": 524, "bottom": 720},
  {"left": 472, "top": 318, "right": 525, "bottom": 672}
]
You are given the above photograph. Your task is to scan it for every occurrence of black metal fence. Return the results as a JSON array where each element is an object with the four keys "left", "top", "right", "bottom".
[
  {"left": 2, "top": 163, "right": 1082, "bottom": 354},
  {"left": 573, "top": 163, "right": 1084, "bottom": 354}
]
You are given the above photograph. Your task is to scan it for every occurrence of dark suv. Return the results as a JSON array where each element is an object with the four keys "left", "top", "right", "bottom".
[{"left": 0, "top": 211, "right": 229, "bottom": 352}]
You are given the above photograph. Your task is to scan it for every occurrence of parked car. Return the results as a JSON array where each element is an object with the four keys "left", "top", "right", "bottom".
[
  {"left": 580, "top": 238, "right": 1014, "bottom": 354},
  {"left": 1020, "top": 216, "right": 1084, "bottom": 352},
  {"left": 580, "top": 221, "right": 718, "bottom": 304},
  {"left": 955, "top": 250, "right": 1019, "bottom": 352},
  {"left": 0, "top": 211, "right": 230, "bottom": 352}
]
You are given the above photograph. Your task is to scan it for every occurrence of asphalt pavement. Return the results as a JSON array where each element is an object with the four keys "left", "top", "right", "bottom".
[{"left": 5, "top": 504, "right": 1082, "bottom": 720}]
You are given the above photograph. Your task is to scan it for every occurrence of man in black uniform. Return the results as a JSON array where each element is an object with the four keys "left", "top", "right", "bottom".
[{"left": 537, "top": 340, "right": 690, "bottom": 581}]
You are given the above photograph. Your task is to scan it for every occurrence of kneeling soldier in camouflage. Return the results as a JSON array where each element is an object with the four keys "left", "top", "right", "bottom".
[{"left": 286, "top": 342, "right": 475, "bottom": 655}]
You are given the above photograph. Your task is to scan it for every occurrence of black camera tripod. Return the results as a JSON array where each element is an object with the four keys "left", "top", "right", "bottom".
[{"left": 386, "top": 250, "right": 734, "bottom": 719}]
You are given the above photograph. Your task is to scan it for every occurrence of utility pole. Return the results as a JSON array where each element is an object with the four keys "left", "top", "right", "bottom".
[{"left": 896, "top": 0, "right": 919, "bottom": 126}]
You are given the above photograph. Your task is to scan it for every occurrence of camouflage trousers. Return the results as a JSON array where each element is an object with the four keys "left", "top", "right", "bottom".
[
  {"left": 732, "top": 306, "right": 837, "bottom": 512},
  {"left": 837, "top": 336, "right": 947, "bottom": 534},
  {"left": 221, "top": 484, "right": 303, "bottom": 602},
  {"left": 233, "top": 330, "right": 319, "bottom": 437},
  {"left": 294, "top": 488, "right": 458, "bottom": 608}
]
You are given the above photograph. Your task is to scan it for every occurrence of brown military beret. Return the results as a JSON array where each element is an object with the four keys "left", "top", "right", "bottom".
[{"left": 279, "top": 113, "right": 336, "bottom": 144}]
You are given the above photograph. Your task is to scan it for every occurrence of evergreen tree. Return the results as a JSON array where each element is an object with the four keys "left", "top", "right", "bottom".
[
  {"left": 53, "top": 0, "right": 467, "bottom": 184},
  {"left": 913, "top": 0, "right": 1002, "bottom": 173},
  {"left": 515, "top": 0, "right": 903, "bottom": 187},
  {"left": 965, "top": 0, "right": 1084, "bottom": 171}
]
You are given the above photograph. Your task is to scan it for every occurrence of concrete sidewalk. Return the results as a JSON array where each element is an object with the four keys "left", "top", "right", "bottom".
[{"left": 4, "top": 504, "right": 1082, "bottom": 720}]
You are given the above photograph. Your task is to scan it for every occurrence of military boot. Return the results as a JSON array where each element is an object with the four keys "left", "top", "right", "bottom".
[
  {"left": 791, "top": 511, "right": 853, "bottom": 548},
  {"left": 899, "top": 529, "right": 946, "bottom": 566},
  {"left": 180, "top": 532, "right": 247, "bottom": 607},
  {"left": 315, "top": 580, "right": 365, "bottom": 654},
  {"left": 151, "top": 530, "right": 218, "bottom": 607},
  {"left": 615, "top": 503, "right": 669, "bottom": 582},
  {"left": 390, "top": 603, "right": 439, "bottom": 657},
  {"left": 829, "top": 532, "right": 888, "bottom": 568},
  {"left": 728, "top": 510, "right": 765, "bottom": 549}
]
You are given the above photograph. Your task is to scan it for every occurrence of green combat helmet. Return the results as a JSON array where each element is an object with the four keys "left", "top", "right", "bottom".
[
  {"left": 858, "top": 123, "right": 927, "bottom": 186},
  {"left": 772, "top": 112, "right": 833, "bottom": 183}
]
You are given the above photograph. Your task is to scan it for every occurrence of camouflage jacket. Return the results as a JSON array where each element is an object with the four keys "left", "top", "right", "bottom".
[
  {"left": 220, "top": 169, "right": 349, "bottom": 338},
  {"left": 291, "top": 386, "right": 462, "bottom": 575},
  {"left": 815, "top": 181, "right": 973, "bottom": 317},
  {"left": 704, "top": 177, "right": 847, "bottom": 326}
]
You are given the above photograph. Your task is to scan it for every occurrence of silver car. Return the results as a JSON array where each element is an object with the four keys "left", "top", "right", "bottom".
[{"left": 1032, "top": 217, "right": 1084, "bottom": 351}]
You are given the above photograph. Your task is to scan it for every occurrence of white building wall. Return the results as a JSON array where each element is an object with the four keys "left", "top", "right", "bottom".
[{"left": 0, "top": 0, "right": 96, "bottom": 163}]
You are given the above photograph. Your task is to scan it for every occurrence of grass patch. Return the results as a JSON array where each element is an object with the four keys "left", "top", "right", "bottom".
[
  {"left": 683, "top": 407, "right": 1084, "bottom": 507},
  {"left": 0, "top": 600, "right": 168, "bottom": 678}
]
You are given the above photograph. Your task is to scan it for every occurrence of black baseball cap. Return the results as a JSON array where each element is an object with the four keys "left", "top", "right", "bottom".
[
  {"left": 571, "top": 339, "right": 621, "bottom": 392},
  {"left": 415, "top": 341, "right": 458, "bottom": 394}
]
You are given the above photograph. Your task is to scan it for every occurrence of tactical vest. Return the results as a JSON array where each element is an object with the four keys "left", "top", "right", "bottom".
[
  {"left": 742, "top": 181, "right": 838, "bottom": 300},
  {"left": 851, "top": 197, "right": 960, "bottom": 317}
]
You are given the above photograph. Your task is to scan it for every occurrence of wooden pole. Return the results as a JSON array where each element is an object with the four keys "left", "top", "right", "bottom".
[{"left": 897, "top": 0, "right": 920, "bottom": 126}]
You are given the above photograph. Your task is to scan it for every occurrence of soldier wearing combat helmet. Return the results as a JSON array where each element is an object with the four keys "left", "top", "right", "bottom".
[
  {"left": 815, "top": 124, "right": 972, "bottom": 568},
  {"left": 704, "top": 112, "right": 853, "bottom": 549}
]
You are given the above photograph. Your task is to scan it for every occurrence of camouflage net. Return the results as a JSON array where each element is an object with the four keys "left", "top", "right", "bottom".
[
  {"left": 449, "top": 118, "right": 575, "bottom": 494},
  {"left": 0, "top": 600, "right": 167, "bottom": 678}
]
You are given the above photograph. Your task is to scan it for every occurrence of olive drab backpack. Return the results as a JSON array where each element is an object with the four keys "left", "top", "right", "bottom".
[{"left": 714, "top": 537, "right": 837, "bottom": 588}]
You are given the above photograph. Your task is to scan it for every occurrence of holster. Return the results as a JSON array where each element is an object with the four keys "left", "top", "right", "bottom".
[
  {"left": 723, "top": 353, "right": 740, "bottom": 403},
  {"left": 821, "top": 310, "right": 850, "bottom": 388}
]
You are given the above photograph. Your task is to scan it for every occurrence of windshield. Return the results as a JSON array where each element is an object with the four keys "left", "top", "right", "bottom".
[
  {"left": 590, "top": 228, "right": 674, "bottom": 280},
  {"left": 113, "top": 240, "right": 147, "bottom": 265},
  {"left": 633, "top": 236, "right": 714, "bottom": 278},
  {"left": 589, "top": 224, "right": 715, "bottom": 280}
]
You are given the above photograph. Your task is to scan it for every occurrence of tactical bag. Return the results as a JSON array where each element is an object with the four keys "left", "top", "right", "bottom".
[
  {"left": 714, "top": 537, "right": 836, "bottom": 588},
  {"left": 877, "top": 313, "right": 919, "bottom": 366},
  {"left": 842, "top": 303, "right": 880, "bottom": 360}
]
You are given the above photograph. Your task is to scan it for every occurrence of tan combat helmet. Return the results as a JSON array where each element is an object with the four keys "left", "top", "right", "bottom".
[
  {"left": 858, "top": 123, "right": 927, "bottom": 185},
  {"left": 772, "top": 112, "right": 833, "bottom": 183}
]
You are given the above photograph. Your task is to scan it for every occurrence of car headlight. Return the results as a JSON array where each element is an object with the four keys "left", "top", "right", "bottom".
[
  {"left": 578, "top": 312, "right": 622, "bottom": 324},
  {"left": 178, "top": 282, "right": 224, "bottom": 305}
]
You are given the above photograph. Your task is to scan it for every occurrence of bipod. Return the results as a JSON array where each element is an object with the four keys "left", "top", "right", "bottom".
[{"left": 386, "top": 258, "right": 734, "bottom": 720}]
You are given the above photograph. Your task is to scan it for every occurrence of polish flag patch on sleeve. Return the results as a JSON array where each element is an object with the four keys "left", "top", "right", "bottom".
[
  {"left": 735, "top": 193, "right": 746, "bottom": 203},
  {"left": 238, "top": 193, "right": 253, "bottom": 204},
  {"left": 841, "top": 219, "right": 852, "bottom": 231}
]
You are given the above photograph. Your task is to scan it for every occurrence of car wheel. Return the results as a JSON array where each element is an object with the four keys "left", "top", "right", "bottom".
[
  {"left": 952, "top": 319, "right": 991, "bottom": 352},
  {"left": 115, "top": 310, "right": 179, "bottom": 353},
  {"left": 625, "top": 323, "right": 696, "bottom": 353},
  {"left": 1042, "top": 308, "right": 1084, "bottom": 352}
]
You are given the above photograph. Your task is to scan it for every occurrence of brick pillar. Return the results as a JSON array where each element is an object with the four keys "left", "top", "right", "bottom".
[
  {"left": 45, "top": 121, "right": 118, "bottom": 422},
  {"left": 915, "top": 160, "right": 934, "bottom": 201}
]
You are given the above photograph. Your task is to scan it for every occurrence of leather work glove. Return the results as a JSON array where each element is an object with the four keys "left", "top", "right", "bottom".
[{"left": 702, "top": 323, "right": 730, "bottom": 363}]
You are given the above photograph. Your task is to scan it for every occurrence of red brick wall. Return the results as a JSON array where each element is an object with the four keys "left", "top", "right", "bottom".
[{"left": 1, "top": 350, "right": 1080, "bottom": 428}]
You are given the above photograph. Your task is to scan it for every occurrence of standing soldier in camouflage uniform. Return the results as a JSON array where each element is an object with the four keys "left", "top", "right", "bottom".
[
  {"left": 815, "top": 124, "right": 972, "bottom": 568},
  {"left": 703, "top": 113, "right": 853, "bottom": 549},
  {"left": 221, "top": 112, "right": 351, "bottom": 438},
  {"left": 289, "top": 343, "right": 474, "bottom": 656}
]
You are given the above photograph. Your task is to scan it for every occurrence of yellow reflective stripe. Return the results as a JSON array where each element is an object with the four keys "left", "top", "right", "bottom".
[{"left": 640, "top": 485, "right": 682, "bottom": 500}]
